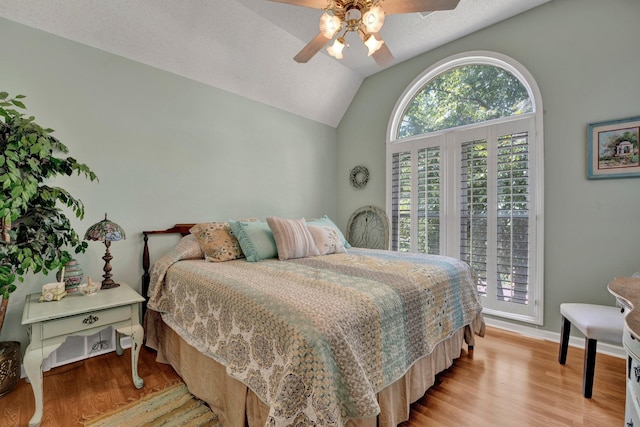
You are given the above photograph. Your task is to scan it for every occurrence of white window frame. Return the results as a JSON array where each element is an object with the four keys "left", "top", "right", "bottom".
[{"left": 386, "top": 51, "right": 544, "bottom": 325}]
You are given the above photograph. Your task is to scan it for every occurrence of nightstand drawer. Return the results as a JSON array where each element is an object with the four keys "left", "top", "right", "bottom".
[{"left": 42, "top": 306, "right": 132, "bottom": 339}]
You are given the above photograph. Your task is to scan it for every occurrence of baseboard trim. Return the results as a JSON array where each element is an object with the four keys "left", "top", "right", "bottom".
[{"left": 484, "top": 317, "right": 626, "bottom": 359}]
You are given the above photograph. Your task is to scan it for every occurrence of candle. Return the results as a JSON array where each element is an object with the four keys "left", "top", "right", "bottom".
[{"left": 60, "top": 266, "right": 65, "bottom": 283}]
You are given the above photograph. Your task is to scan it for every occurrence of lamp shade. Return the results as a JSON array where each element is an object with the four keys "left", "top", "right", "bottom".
[
  {"left": 84, "top": 213, "right": 125, "bottom": 289},
  {"left": 84, "top": 213, "right": 126, "bottom": 242}
]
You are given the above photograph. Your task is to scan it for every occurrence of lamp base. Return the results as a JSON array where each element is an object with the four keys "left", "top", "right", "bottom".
[{"left": 100, "top": 280, "right": 120, "bottom": 290}]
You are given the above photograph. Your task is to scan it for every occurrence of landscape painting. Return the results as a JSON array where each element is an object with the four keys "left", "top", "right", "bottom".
[{"left": 588, "top": 116, "right": 640, "bottom": 179}]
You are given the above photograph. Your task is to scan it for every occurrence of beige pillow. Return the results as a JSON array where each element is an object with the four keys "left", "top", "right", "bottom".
[
  {"left": 308, "top": 225, "right": 347, "bottom": 255},
  {"left": 189, "top": 222, "right": 245, "bottom": 262},
  {"left": 266, "top": 217, "right": 320, "bottom": 261}
]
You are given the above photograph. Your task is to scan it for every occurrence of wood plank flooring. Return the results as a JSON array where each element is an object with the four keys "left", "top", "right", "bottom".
[{"left": 0, "top": 327, "right": 625, "bottom": 426}]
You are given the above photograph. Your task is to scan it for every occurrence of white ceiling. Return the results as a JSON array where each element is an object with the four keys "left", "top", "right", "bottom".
[{"left": 0, "top": 0, "right": 550, "bottom": 127}]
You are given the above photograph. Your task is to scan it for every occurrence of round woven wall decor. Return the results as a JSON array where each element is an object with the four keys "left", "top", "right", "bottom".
[{"left": 349, "top": 165, "right": 369, "bottom": 189}]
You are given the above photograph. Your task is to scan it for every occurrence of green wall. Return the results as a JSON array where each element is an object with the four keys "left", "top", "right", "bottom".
[
  {"left": 336, "top": 0, "right": 640, "bottom": 333},
  {"left": 2, "top": 0, "right": 639, "bottom": 349},
  {"left": 0, "top": 17, "right": 337, "bottom": 347}
]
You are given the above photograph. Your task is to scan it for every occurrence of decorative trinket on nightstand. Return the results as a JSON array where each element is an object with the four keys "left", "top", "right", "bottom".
[
  {"left": 39, "top": 267, "right": 68, "bottom": 302},
  {"left": 78, "top": 276, "right": 101, "bottom": 296},
  {"left": 39, "top": 281, "right": 67, "bottom": 302}
]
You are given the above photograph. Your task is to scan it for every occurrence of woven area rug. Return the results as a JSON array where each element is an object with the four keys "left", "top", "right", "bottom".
[{"left": 84, "top": 383, "right": 221, "bottom": 427}]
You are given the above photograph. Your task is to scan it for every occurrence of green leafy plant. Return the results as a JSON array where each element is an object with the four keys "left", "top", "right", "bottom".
[{"left": 0, "top": 91, "right": 97, "bottom": 333}]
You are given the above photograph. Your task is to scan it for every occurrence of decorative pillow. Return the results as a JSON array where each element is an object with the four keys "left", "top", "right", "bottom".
[
  {"left": 229, "top": 220, "right": 278, "bottom": 262},
  {"left": 307, "top": 215, "right": 351, "bottom": 248},
  {"left": 308, "top": 225, "right": 347, "bottom": 256},
  {"left": 175, "top": 234, "right": 205, "bottom": 260},
  {"left": 266, "top": 217, "right": 320, "bottom": 261},
  {"left": 149, "top": 235, "right": 203, "bottom": 298},
  {"left": 189, "top": 222, "right": 245, "bottom": 262}
]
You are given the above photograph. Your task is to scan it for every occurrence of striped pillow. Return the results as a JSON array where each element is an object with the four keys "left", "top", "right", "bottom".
[{"left": 266, "top": 217, "right": 320, "bottom": 261}]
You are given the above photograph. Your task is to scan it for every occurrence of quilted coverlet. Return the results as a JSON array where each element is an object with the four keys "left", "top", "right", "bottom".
[{"left": 147, "top": 243, "right": 483, "bottom": 426}]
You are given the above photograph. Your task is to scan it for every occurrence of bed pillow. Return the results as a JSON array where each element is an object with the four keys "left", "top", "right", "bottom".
[
  {"left": 229, "top": 220, "right": 278, "bottom": 262},
  {"left": 308, "top": 225, "right": 347, "bottom": 256},
  {"left": 189, "top": 222, "right": 245, "bottom": 262},
  {"left": 266, "top": 217, "right": 320, "bottom": 261},
  {"left": 170, "top": 234, "right": 205, "bottom": 261},
  {"left": 307, "top": 215, "right": 351, "bottom": 248}
]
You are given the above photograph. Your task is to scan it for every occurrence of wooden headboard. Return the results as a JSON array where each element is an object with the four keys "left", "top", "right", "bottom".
[{"left": 141, "top": 224, "right": 195, "bottom": 314}]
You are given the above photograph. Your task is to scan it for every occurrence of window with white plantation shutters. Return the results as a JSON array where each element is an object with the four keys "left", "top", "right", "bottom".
[{"left": 387, "top": 52, "right": 544, "bottom": 324}]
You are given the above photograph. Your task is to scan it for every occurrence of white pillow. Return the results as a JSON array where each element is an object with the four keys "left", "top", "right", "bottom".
[{"left": 308, "top": 225, "right": 347, "bottom": 255}]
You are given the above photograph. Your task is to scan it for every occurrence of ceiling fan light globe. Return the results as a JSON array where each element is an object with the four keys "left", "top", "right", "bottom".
[
  {"left": 363, "top": 4, "right": 385, "bottom": 33},
  {"left": 364, "top": 34, "right": 384, "bottom": 56},
  {"left": 327, "top": 37, "right": 345, "bottom": 59},
  {"left": 319, "top": 12, "right": 341, "bottom": 38}
]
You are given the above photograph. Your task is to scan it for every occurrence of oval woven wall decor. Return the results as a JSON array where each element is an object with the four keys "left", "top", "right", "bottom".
[{"left": 349, "top": 165, "right": 369, "bottom": 189}]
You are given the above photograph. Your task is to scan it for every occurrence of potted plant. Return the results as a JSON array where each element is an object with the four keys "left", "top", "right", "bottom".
[{"left": 0, "top": 91, "right": 97, "bottom": 335}]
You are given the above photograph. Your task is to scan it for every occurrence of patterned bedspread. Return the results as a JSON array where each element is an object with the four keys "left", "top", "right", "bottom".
[{"left": 147, "top": 240, "right": 484, "bottom": 426}]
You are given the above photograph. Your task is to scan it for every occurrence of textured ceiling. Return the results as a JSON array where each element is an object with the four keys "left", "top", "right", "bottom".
[{"left": 0, "top": 0, "right": 550, "bottom": 127}]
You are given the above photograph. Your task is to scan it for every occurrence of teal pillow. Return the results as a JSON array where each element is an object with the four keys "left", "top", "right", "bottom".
[
  {"left": 307, "top": 215, "right": 351, "bottom": 249},
  {"left": 228, "top": 220, "right": 278, "bottom": 262}
]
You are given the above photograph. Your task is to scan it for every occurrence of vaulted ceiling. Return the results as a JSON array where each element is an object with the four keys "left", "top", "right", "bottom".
[{"left": 0, "top": 0, "right": 550, "bottom": 127}]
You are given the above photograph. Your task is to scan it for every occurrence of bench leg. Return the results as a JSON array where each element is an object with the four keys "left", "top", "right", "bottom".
[
  {"left": 583, "top": 338, "right": 597, "bottom": 398},
  {"left": 559, "top": 316, "right": 571, "bottom": 365}
]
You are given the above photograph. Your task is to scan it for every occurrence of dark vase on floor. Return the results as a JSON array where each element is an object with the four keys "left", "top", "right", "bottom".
[{"left": 0, "top": 341, "right": 20, "bottom": 397}]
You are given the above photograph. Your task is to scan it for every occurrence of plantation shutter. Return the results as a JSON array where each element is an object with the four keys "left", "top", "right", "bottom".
[
  {"left": 458, "top": 127, "right": 532, "bottom": 312},
  {"left": 391, "top": 151, "right": 411, "bottom": 251},
  {"left": 419, "top": 147, "right": 441, "bottom": 254},
  {"left": 460, "top": 139, "right": 489, "bottom": 298},
  {"left": 496, "top": 132, "right": 530, "bottom": 305},
  {"left": 391, "top": 144, "right": 442, "bottom": 253}
]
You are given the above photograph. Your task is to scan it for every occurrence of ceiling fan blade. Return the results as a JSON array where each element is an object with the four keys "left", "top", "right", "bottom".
[
  {"left": 294, "top": 32, "right": 331, "bottom": 63},
  {"left": 372, "top": 43, "right": 394, "bottom": 66},
  {"left": 382, "top": 0, "right": 460, "bottom": 14},
  {"left": 358, "top": 30, "right": 394, "bottom": 66},
  {"left": 371, "top": 36, "right": 394, "bottom": 67},
  {"left": 269, "top": 0, "right": 330, "bottom": 10}
]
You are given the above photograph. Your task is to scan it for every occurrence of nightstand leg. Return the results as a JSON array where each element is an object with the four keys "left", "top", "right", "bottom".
[
  {"left": 117, "top": 324, "right": 144, "bottom": 389},
  {"left": 23, "top": 344, "right": 61, "bottom": 427},
  {"left": 130, "top": 324, "right": 144, "bottom": 389},
  {"left": 115, "top": 330, "right": 124, "bottom": 356}
]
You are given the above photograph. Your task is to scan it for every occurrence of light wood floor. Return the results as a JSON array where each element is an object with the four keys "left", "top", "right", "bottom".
[{"left": 1, "top": 327, "right": 626, "bottom": 427}]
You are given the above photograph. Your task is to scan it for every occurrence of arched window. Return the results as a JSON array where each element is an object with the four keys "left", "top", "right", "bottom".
[{"left": 386, "top": 52, "right": 544, "bottom": 325}]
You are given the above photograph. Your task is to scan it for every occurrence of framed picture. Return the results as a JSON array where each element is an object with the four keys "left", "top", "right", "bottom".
[{"left": 588, "top": 116, "right": 640, "bottom": 179}]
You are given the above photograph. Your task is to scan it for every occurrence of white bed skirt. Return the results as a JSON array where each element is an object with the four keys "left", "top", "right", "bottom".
[{"left": 145, "top": 311, "right": 484, "bottom": 427}]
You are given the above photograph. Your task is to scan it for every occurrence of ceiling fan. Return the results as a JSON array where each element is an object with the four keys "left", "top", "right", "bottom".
[{"left": 270, "top": 0, "right": 461, "bottom": 66}]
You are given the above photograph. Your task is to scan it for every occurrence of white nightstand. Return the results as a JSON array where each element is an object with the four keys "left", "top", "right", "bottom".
[{"left": 21, "top": 282, "right": 145, "bottom": 427}]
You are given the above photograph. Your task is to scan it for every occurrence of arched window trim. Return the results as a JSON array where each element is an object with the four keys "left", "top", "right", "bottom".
[
  {"left": 385, "top": 51, "right": 545, "bottom": 325},
  {"left": 387, "top": 51, "right": 543, "bottom": 144}
]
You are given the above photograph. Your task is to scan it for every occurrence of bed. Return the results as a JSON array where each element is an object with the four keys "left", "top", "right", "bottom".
[{"left": 142, "top": 220, "right": 485, "bottom": 427}]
